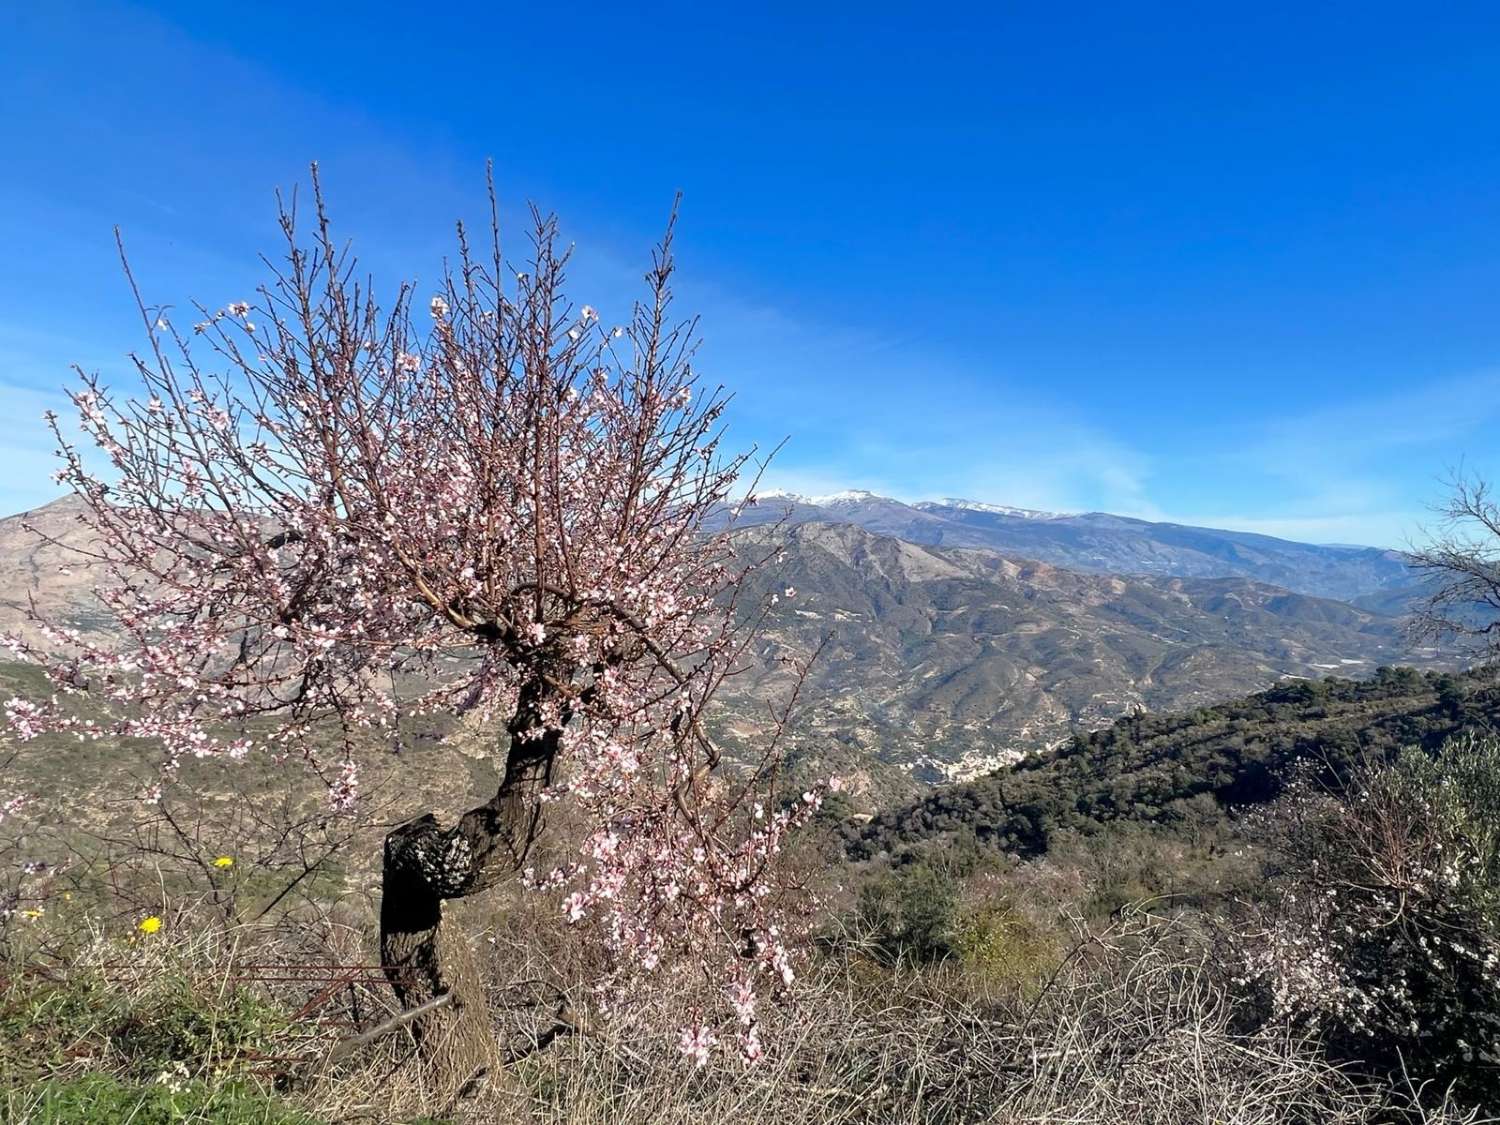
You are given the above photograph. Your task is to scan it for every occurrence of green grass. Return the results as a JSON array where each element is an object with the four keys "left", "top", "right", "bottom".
[
  {"left": 1, "top": 944, "right": 292, "bottom": 1084},
  {"left": 2, "top": 1073, "right": 318, "bottom": 1125}
]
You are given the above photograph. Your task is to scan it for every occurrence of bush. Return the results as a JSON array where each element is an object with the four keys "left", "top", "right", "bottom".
[
  {"left": 1247, "top": 734, "right": 1500, "bottom": 1104},
  {"left": 950, "top": 898, "right": 1061, "bottom": 994},
  {"left": 853, "top": 861, "right": 963, "bottom": 964},
  {"left": 486, "top": 911, "right": 1476, "bottom": 1124}
]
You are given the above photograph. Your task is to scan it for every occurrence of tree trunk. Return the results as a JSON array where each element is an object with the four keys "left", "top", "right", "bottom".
[{"left": 379, "top": 687, "right": 560, "bottom": 1086}]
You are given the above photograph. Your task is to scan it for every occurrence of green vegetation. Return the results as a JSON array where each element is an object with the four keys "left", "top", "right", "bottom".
[
  {"left": 6, "top": 666, "right": 1499, "bottom": 1120},
  {"left": 1, "top": 948, "right": 291, "bottom": 1084},
  {"left": 3, "top": 1074, "right": 316, "bottom": 1125},
  {"left": 846, "top": 666, "right": 1498, "bottom": 862},
  {"left": 0, "top": 938, "right": 313, "bottom": 1124}
]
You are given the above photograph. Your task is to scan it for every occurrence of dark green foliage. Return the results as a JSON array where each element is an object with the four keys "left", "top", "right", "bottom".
[
  {"left": 855, "top": 861, "right": 965, "bottom": 964},
  {"left": 847, "top": 666, "right": 1499, "bottom": 863},
  {"left": 850, "top": 833, "right": 999, "bottom": 964}
]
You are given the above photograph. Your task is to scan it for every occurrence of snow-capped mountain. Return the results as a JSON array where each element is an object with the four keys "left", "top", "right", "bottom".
[
  {"left": 914, "top": 499, "right": 1064, "bottom": 520},
  {"left": 758, "top": 488, "right": 887, "bottom": 507},
  {"left": 733, "top": 488, "right": 1417, "bottom": 604}
]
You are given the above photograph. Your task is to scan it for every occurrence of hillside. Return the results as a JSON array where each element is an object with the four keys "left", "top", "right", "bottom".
[
  {"left": 732, "top": 490, "right": 1419, "bottom": 603},
  {"left": 722, "top": 521, "right": 1451, "bottom": 798},
  {"left": 0, "top": 499, "right": 1459, "bottom": 809},
  {"left": 844, "top": 665, "right": 1499, "bottom": 862}
]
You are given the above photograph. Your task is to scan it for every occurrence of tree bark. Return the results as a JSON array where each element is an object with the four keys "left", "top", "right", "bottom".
[{"left": 378, "top": 683, "right": 560, "bottom": 1084}]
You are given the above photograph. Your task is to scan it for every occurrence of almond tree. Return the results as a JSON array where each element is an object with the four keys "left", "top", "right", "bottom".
[{"left": 2, "top": 170, "right": 824, "bottom": 1077}]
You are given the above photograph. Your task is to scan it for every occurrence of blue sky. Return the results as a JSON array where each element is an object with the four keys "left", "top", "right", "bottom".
[{"left": 3, "top": 3, "right": 1500, "bottom": 548}]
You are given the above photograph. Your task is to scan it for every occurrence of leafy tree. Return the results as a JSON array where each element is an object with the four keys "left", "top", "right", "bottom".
[{"left": 1, "top": 171, "right": 821, "bottom": 1075}]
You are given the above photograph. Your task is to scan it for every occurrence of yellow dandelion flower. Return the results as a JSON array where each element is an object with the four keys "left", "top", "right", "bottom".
[
  {"left": 20, "top": 908, "right": 43, "bottom": 920},
  {"left": 212, "top": 855, "right": 234, "bottom": 869},
  {"left": 138, "top": 915, "right": 162, "bottom": 935}
]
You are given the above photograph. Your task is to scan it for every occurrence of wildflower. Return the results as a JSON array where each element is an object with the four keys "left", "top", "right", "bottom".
[
  {"left": 212, "top": 855, "right": 234, "bottom": 869},
  {"left": 138, "top": 915, "right": 162, "bottom": 935}
]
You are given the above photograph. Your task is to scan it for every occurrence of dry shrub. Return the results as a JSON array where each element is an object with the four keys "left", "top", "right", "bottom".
[
  {"left": 5, "top": 889, "right": 1492, "bottom": 1124},
  {"left": 306, "top": 908, "right": 1491, "bottom": 1124}
]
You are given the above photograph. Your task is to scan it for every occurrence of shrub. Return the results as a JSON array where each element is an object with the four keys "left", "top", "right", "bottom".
[
  {"left": 478, "top": 911, "right": 1475, "bottom": 1124},
  {"left": 950, "top": 898, "right": 1062, "bottom": 994},
  {"left": 853, "top": 861, "right": 963, "bottom": 964},
  {"left": 1246, "top": 734, "right": 1500, "bottom": 1103}
]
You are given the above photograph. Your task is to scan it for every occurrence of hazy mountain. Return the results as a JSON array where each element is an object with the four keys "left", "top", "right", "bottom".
[
  {"left": 733, "top": 490, "right": 1418, "bottom": 604},
  {"left": 0, "top": 495, "right": 116, "bottom": 646}
]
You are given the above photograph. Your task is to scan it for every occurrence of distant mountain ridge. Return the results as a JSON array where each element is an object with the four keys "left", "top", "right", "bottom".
[
  {"left": 733, "top": 490, "right": 1418, "bottom": 604},
  {"left": 718, "top": 520, "right": 1451, "bottom": 803},
  {"left": 0, "top": 497, "right": 1456, "bottom": 810}
]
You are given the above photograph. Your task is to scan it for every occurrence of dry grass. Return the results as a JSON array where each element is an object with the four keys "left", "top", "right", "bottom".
[
  {"left": 298, "top": 908, "right": 1493, "bottom": 1124},
  {"left": 4, "top": 863, "right": 1493, "bottom": 1124}
]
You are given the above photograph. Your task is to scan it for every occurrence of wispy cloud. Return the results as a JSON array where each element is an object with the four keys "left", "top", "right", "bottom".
[
  {"left": 1245, "top": 369, "right": 1500, "bottom": 473},
  {"left": 1172, "top": 368, "right": 1500, "bottom": 547}
]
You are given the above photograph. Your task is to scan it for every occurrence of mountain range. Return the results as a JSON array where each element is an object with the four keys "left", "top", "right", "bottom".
[
  {"left": 0, "top": 495, "right": 1458, "bottom": 808},
  {"left": 720, "top": 520, "right": 1448, "bottom": 803},
  {"left": 733, "top": 490, "right": 1421, "bottom": 605}
]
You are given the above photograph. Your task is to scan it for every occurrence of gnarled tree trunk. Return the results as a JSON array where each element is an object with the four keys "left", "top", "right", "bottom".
[{"left": 379, "top": 684, "right": 560, "bottom": 1084}]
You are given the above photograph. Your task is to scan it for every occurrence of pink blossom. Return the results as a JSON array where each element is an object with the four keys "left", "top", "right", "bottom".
[
  {"left": 678, "top": 1024, "right": 716, "bottom": 1067},
  {"left": 0, "top": 792, "right": 27, "bottom": 824},
  {"left": 3, "top": 189, "right": 824, "bottom": 1068}
]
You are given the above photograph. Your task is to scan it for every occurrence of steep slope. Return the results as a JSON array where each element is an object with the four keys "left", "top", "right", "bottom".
[
  {"left": 0, "top": 499, "right": 1458, "bottom": 813},
  {"left": 0, "top": 496, "right": 115, "bottom": 645},
  {"left": 843, "top": 665, "right": 1499, "bottom": 863}
]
